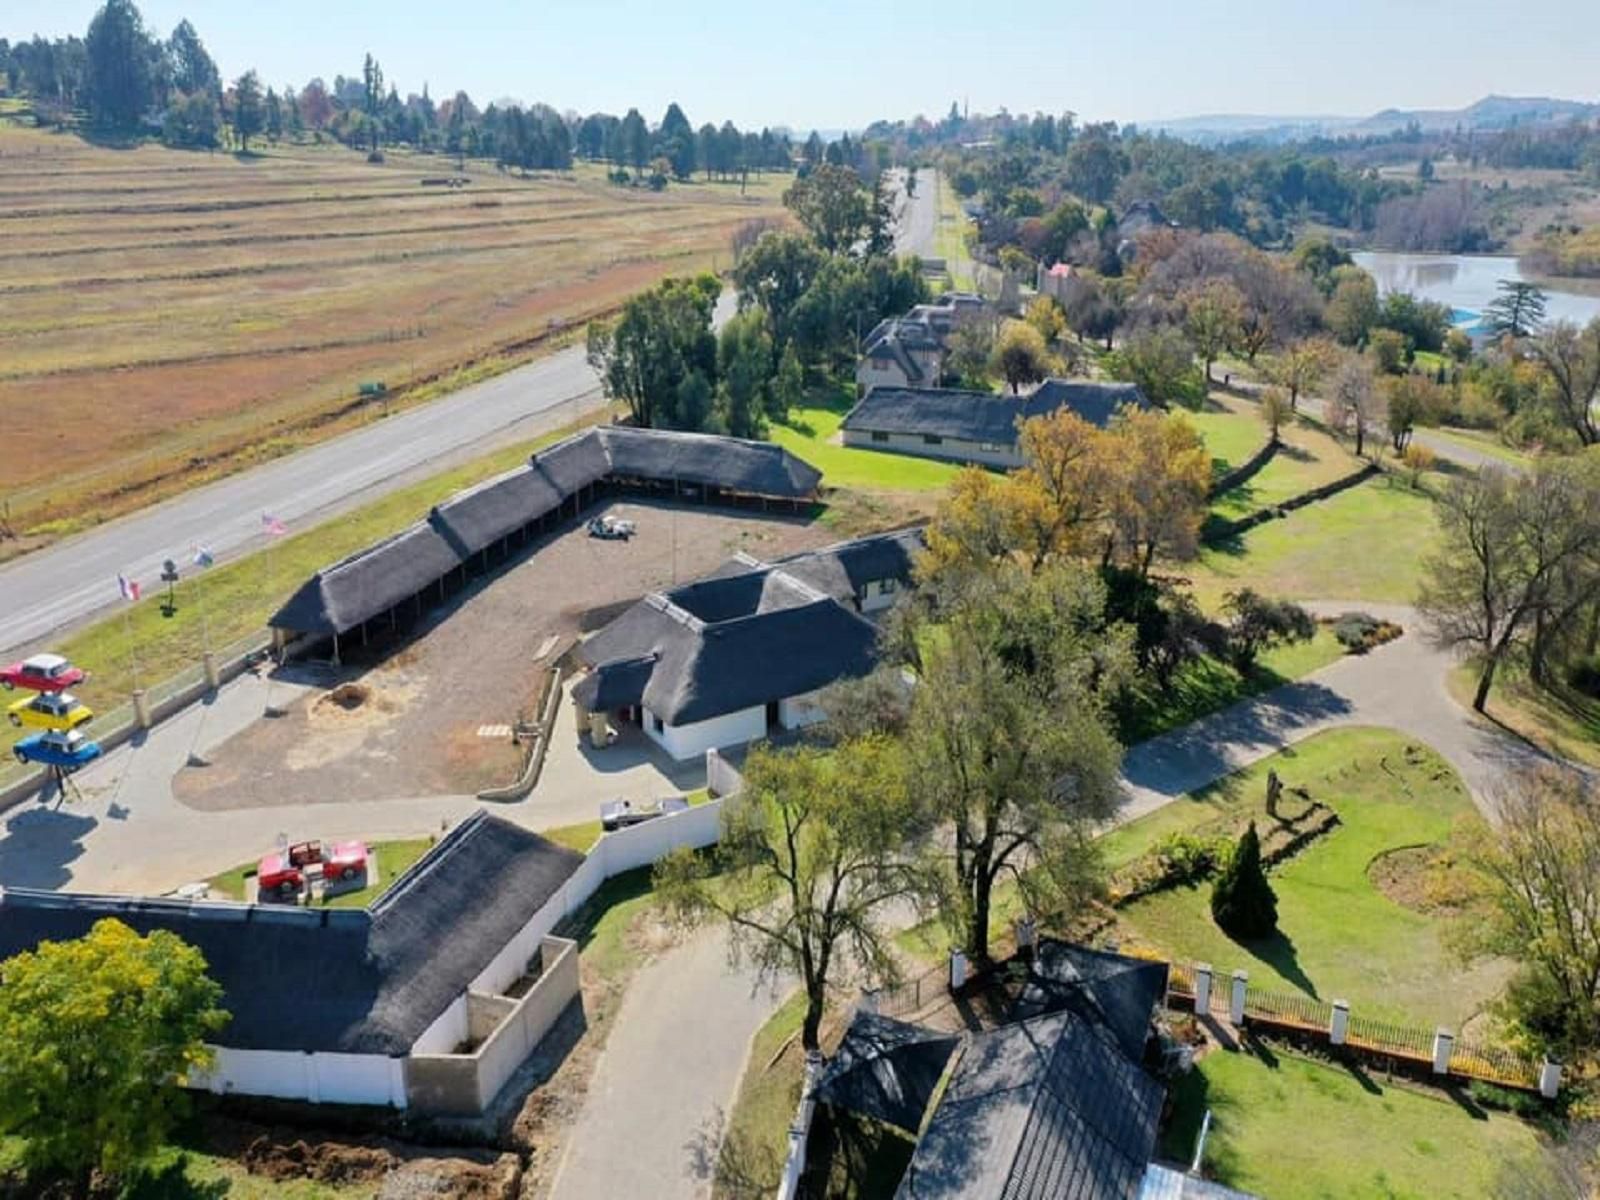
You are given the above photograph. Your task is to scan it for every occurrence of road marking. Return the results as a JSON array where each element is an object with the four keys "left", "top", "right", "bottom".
[
  {"left": 535, "top": 635, "right": 560, "bottom": 660},
  {"left": 477, "top": 724, "right": 512, "bottom": 739}
]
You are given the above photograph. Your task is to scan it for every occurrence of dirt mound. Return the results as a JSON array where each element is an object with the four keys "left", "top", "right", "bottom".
[
  {"left": 329, "top": 682, "right": 371, "bottom": 710},
  {"left": 1369, "top": 844, "right": 1468, "bottom": 914},
  {"left": 237, "top": 1131, "right": 521, "bottom": 1198},
  {"left": 243, "top": 1135, "right": 397, "bottom": 1184},
  {"left": 377, "top": 1154, "right": 523, "bottom": 1199}
]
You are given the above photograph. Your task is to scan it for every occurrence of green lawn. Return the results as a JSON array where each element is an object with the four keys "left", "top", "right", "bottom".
[
  {"left": 1188, "top": 471, "right": 1443, "bottom": 609},
  {"left": 1423, "top": 425, "right": 1533, "bottom": 469},
  {"left": 1109, "top": 727, "right": 1508, "bottom": 1028},
  {"left": 1118, "top": 627, "right": 1346, "bottom": 743},
  {"left": 1208, "top": 416, "right": 1364, "bottom": 524},
  {"left": 1448, "top": 662, "right": 1600, "bottom": 771},
  {"left": 769, "top": 392, "right": 964, "bottom": 493},
  {"left": 207, "top": 838, "right": 435, "bottom": 908},
  {"left": 1186, "top": 400, "right": 1268, "bottom": 480},
  {"left": 714, "top": 988, "right": 808, "bottom": 1199},
  {"left": 1163, "top": 1045, "right": 1549, "bottom": 1199}
]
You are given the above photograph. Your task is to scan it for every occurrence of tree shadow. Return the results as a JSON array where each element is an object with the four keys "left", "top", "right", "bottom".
[
  {"left": 1336, "top": 1055, "right": 1383, "bottom": 1096},
  {"left": 0, "top": 803, "right": 97, "bottom": 889},
  {"left": 120, "top": 1155, "right": 231, "bottom": 1200},
  {"left": 1232, "top": 927, "right": 1318, "bottom": 1000},
  {"left": 1443, "top": 1083, "right": 1490, "bottom": 1121}
]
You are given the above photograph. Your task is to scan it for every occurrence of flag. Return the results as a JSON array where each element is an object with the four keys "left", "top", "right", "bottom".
[
  {"left": 116, "top": 573, "right": 141, "bottom": 603},
  {"left": 261, "top": 512, "right": 287, "bottom": 538},
  {"left": 193, "top": 545, "right": 215, "bottom": 569}
]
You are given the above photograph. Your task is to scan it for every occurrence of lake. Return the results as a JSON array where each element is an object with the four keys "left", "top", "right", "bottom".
[{"left": 1353, "top": 251, "right": 1600, "bottom": 330}]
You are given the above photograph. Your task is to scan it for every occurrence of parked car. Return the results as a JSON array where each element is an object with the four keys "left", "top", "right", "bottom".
[
  {"left": 8, "top": 691, "right": 93, "bottom": 732},
  {"left": 257, "top": 839, "right": 370, "bottom": 899},
  {"left": 0, "top": 653, "right": 86, "bottom": 693},
  {"left": 600, "top": 795, "right": 689, "bottom": 831},
  {"left": 12, "top": 729, "right": 102, "bottom": 772},
  {"left": 256, "top": 851, "right": 305, "bottom": 899},
  {"left": 322, "top": 840, "right": 370, "bottom": 883},
  {"left": 587, "top": 515, "right": 637, "bottom": 540}
]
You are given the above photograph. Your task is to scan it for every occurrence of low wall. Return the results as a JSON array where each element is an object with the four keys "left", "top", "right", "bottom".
[
  {"left": 1204, "top": 462, "right": 1380, "bottom": 544},
  {"left": 1208, "top": 437, "right": 1278, "bottom": 499},
  {"left": 406, "top": 936, "right": 581, "bottom": 1115},
  {"left": 197, "top": 1046, "right": 407, "bottom": 1108}
]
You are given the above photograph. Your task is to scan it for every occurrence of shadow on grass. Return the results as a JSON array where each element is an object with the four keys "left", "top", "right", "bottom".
[
  {"left": 1337, "top": 1055, "right": 1384, "bottom": 1097},
  {"left": 121, "top": 1155, "right": 231, "bottom": 1200},
  {"left": 801, "top": 1107, "right": 915, "bottom": 1200},
  {"left": 1159, "top": 1060, "right": 1243, "bottom": 1185},
  {"left": 1232, "top": 927, "right": 1319, "bottom": 1000},
  {"left": 1444, "top": 1083, "right": 1490, "bottom": 1121}
]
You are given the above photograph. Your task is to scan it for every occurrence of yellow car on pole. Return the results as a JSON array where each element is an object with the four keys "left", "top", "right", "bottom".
[{"left": 7, "top": 691, "right": 94, "bottom": 733}]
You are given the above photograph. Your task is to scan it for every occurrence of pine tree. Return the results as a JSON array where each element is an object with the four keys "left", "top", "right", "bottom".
[{"left": 1211, "top": 821, "right": 1278, "bottom": 939}]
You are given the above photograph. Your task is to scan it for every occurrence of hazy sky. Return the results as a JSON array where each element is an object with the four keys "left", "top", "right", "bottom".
[{"left": 8, "top": 0, "right": 1599, "bottom": 132}]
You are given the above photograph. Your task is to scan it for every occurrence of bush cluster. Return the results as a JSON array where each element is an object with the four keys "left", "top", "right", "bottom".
[{"left": 1331, "top": 612, "right": 1404, "bottom": 654}]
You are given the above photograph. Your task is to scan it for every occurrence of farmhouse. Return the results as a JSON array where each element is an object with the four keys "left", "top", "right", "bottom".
[
  {"left": 571, "top": 529, "right": 922, "bottom": 760},
  {"left": 0, "top": 813, "right": 589, "bottom": 1114},
  {"left": 840, "top": 378, "right": 1149, "bottom": 469},
  {"left": 856, "top": 317, "right": 944, "bottom": 391},
  {"left": 269, "top": 425, "right": 822, "bottom": 658}
]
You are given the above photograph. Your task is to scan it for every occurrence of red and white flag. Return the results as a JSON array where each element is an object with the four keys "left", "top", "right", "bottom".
[
  {"left": 261, "top": 511, "right": 288, "bottom": 538},
  {"left": 116, "top": 573, "right": 142, "bottom": 602}
]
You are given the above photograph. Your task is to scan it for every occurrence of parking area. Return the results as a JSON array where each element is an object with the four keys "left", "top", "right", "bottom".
[{"left": 172, "top": 499, "right": 834, "bottom": 812}]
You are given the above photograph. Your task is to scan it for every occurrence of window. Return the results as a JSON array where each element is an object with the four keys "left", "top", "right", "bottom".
[
  {"left": 980, "top": 441, "right": 1006, "bottom": 453},
  {"left": 922, "top": 434, "right": 943, "bottom": 446},
  {"left": 871, "top": 431, "right": 889, "bottom": 443},
  {"left": 880, "top": 578, "right": 898, "bottom": 594}
]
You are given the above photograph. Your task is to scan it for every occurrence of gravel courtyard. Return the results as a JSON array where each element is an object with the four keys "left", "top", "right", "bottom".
[{"left": 174, "top": 498, "right": 834, "bottom": 810}]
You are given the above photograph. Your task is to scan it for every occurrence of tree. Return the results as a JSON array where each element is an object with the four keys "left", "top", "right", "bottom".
[
  {"left": 161, "top": 89, "right": 219, "bottom": 148},
  {"left": 265, "top": 86, "right": 283, "bottom": 141},
  {"left": 1108, "top": 408, "right": 1211, "bottom": 575},
  {"left": 1482, "top": 280, "right": 1548, "bottom": 340},
  {"left": 1181, "top": 278, "right": 1246, "bottom": 383},
  {"left": 1106, "top": 325, "right": 1205, "bottom": 409},
  {"left": 231, "top": 70, "right": 264, "bottom": 151},
  {"left": 166, "top": 17, "right": 217, "bottom": 96},
  {"left": 772, "top": 341, "right": 804, "bottom": 421},
  {"left": 297, "top": 77, "right": 333, "bottom": 130},
  {"left": 1421, "top": 461, "right": 1600, "bottom": 710},
  {"left": 1325, "top": 267, "right": 1379, "bottom": 346},
  {"left": 1327, "top": 353, "right": 1379, "bottom": 457},
  {"left": 1006, "top": 408, "right": 1117, "bottom": 571},
  {"left": 1369, "top": 327, "right": 1408, "bottom": 375},
  {"left": 943, "top": 310, "right": 998, "bottom": 387},
  {"left": 361, "top": 53, "right": 383, "bottom": 154},
  {"left": 586, "top": 274, "right": 720, "bottom": 429},
  {"left": 783, "top": 164, "right": 874, "bottom": 255},
  {"left": 1222, "top": 590, "right": 1314, "bottom": 671},
  {"left": 1529, "top": 318, "right": 1600, "bottom": 446},
  {"left": 990, "top": 319, "right": 1053, "bottom": 394},
  {"left": 1024, "top": 295, "right": 1066, "bottom": 346},
  {"left": 1385, "top": 373, "right": 1447, "bottom": 453},
  {"left": 714, "top": 309, "right": 773, "bottom": 437},
  {"left": 1260, "top": 386, "right": 1292, "bottom": 444},
  {"left": 1211, "top": 822, "right": 1278, "bottom": 939},
  {"left": 85, "top": 0, "right": 153, "bottom": 130},
  {"left": 655, "top": 737, "right": 918, "bottom": 1052},
  {"left": 730, "top": 231, "right": 824, "bottom": 354},
  {"left": 1454, "top": 767, "right": 1600, "bottom": 1057},
  {"left": 1401, "top": 441, "right": 1436, "bottom": 488},
  {"left": 0, "top": 919, "right": 227, "bottom": 1193},
  {"left": 903, "top": 563, "right": 1128, "bottom": 962}
]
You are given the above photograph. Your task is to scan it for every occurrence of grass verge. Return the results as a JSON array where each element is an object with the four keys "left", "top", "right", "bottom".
[
  {"left": 714, "top": 988, "right": 808, "bottom": 1199},
  {"left": 1448, "top": 662, "right": 1600, "bottom": 771},
  {"left": 769, "top": 387, "right": 963, "bottom": 493}
]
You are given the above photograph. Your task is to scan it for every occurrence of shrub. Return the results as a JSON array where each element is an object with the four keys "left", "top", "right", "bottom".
[
  {"left": 1332, "top": 611, "right": 1403, "bottom": 654},
  {"left": 1211, "top": 822, "right": 1279, "bottom": 939},
  {"left": 1568, "top": 656, "right": 1600, "bottom": 699},
  {"left": 1222, "top": 590, "right": 1315, "bottom": 670},
  {"left": 1153, "top": 833, "right": 1227, "bottom": 885},
  {"left": 1467, "top": 1079, "right": 1545, "bottom": 1117}
]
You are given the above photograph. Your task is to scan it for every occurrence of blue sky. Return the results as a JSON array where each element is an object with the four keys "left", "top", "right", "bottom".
[{"left": 8, "top": 0, "right": 1599, "bottom": 132}]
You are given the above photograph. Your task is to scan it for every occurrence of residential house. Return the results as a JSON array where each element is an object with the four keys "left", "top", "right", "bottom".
[
  {"left": 809, "top": 941, "right": 1249, "bottom": 1199},
  {"left": 840, "top": 378, "right": 1149, "bottom": 469},
  {"left": 0, "top": 812, "right": 589, "bottom": 1114},
  {"left": 571, "top": 529, "right": 922, "bottom": 760},
  {"left": 857, "top": 317, "right": 944, "bottom": 392}
]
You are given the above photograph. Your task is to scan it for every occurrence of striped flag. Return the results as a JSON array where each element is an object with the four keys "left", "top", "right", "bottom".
[
  {"left": 116, "top": 573, "right": 142, "bottom": 602},
  {"left": 193, "top": 544, "right": 215, "bottom": 569},
  {"left": 261, "top": 512, "right": 288, "bottom": 538}
]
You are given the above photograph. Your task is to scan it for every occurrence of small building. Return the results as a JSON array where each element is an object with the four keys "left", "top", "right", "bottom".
[
  {"left": 0, "top": 812, "right": 588, "bottom": 1114},
  {"left": 857, "top": 318, "right": 944, "bottom": 392},
  {"left": 572, "top": 530, "right": 922, "bottom": 760},
  {"left": 840, "top": 379, "right": 1149, "bottom": 469}
]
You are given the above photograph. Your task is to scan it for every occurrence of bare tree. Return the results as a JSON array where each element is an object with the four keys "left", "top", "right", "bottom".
[
  {"left": 1327, "top": 353, "right": 1380, "bottom": 457},
  {"left": 1530, "top": 318, "right": 1600, "bottom": 447}
]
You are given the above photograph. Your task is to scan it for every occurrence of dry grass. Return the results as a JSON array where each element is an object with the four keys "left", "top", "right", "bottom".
[{"left": 0, "top": 125, "right": 788, "bottom": 538}]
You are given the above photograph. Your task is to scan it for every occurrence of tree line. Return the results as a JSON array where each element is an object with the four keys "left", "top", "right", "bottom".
[{"left": 0, "top": 1, "right": 797, "bottom": 182}]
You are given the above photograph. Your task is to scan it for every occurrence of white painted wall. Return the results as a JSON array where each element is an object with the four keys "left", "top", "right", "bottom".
[
  {"left": 644, "top": 703, "right": 767, "bottom": 761},
  {"left": 778, "top": 691, "right": 827, "bottom": 731},
  {"left": 858, "top": 578, "right": 901, "bottom": 614},
  {"left": 412, "top": 993, "right": 469, "bottom": 1056},
  {"left": 840, "top": 428, "right": 1021, "bottom": 469},
  {"left": 856, "top": 356, "right": 913, "bottom": 392},
  {"left": 195, "top": 1046, "right": 406, "bottom": 1108}
]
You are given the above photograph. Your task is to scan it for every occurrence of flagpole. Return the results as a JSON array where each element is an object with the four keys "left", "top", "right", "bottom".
[{"left": 123, "top": 603, "right": 141, "bottom": 692}]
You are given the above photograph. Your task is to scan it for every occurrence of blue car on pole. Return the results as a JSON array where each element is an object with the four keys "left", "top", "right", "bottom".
[{"left": 13, "top": 729, "right": 103, "bottom": 772}]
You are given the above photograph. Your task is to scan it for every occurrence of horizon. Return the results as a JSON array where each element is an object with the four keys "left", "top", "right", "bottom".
[{"left": 5, "top": 0, "right": 1599, "bottom": 134}]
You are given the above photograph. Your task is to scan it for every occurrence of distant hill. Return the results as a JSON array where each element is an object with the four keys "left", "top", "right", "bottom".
[{"left": 1140, "top": 95, "right": 1600, "bottom": 144}]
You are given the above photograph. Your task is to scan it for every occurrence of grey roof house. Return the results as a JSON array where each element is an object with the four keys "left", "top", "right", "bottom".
[
  {"left": 857, "top": 317, "right": 944, "bottom": 391},
  {"left": 841, "top": 379, "right": 1149, "bottom": 469},
  {"left": 572, "top": 529, "right": 922, "bottom": 760},
  {"left": 812, "top": 940, "right": 1192, "bottom": 1200},
  {"left": 0, "top": 813, "right": 587, "bottom": 1113}
]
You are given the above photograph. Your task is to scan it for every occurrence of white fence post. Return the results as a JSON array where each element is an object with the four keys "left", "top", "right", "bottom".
[
  {"left": 1431, "top": 1028, "right": 1454, "bottom": 1075},
  {"left": 1194, "top": 963, "right": 1212, "bottom": 1015},
  {"left": 1540, "top": 1058, "right": 1562, "bottom": 1099},
  {"left": 1329, "top": 1000, "right": 1349, "bottom": 1046},
  {"left": 1229, "top": 969, "right": 1248, "bottom": 1025},
  {"left": 949, "top": 948, "right": 968, "bottom": 992}
]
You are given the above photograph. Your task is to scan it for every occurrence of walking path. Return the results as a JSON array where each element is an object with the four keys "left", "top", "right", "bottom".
[{"left": 550, "top": 928, "right": 787, "bottom": 1200}]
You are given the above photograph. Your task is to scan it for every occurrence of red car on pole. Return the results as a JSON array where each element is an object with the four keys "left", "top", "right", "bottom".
[{"left": 0, "top": 654, "right": 87, "bottom": 694}]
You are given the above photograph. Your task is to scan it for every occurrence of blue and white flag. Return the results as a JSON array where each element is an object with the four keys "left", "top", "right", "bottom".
[{"left": 193, "top": 545, "right": 215, "bottom": 569}]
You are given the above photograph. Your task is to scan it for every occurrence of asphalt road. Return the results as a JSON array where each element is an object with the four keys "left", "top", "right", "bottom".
[
  {"left": 892, "top": 167, "right": 937, "bottom": 260},
  {"left": 0, "top": 293, "right": 734, "bottom": 656}
]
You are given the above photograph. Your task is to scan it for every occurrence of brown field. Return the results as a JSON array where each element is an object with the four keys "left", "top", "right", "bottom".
[{"left": 0, "top": 122, "right": 787, "bottom": 536}]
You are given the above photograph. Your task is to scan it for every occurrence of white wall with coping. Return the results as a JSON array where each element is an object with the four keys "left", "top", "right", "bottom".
[
  {"left": 645, "top": 703, "right": 767, "bottom": 761},
  {"left": 195, "top": 1047, "right": 405, "bottom": 1108},
  {"left": 840, "top": 427, "right": 1021, "bottom": 469}
]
